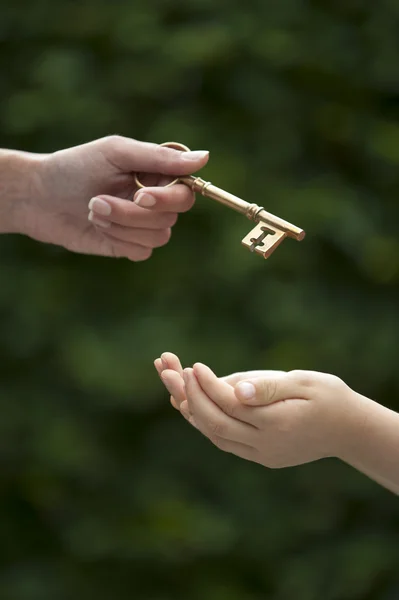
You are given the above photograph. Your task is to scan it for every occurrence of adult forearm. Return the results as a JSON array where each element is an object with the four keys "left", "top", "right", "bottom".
[
  {"left": 0, "top": 149, "right": 44, "bottom": 234},
  {"left": 339, "top": 392, "right": 399, "bottom": 495}
]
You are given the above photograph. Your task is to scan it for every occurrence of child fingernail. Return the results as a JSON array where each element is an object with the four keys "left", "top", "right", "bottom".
[
  {"left": 88, "top": 211, "right": 111, "bottom": 228},
  {"left": 135, "top": 193, "right": 156, "bottom": 207},
  {"left": 160, "top": 373, "right": 172, "bottom": 392},
  {"left": 88, "top": 197, "right": 111, "bottom": 216},
  {"left": 180, "top": 401, "right": 194, "bottom": 423},
  {"left": 180, "top": 405, "right": 190, "bottom": 420},
  {"left": 236, "top": 382, "right": 256, "bottom": 401},
  {"left": 182, "top": 150, "right": 209, "bottom": 161}
]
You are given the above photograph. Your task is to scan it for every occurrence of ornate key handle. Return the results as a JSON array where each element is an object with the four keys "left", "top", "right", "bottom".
[{"left": 134, "top": 142, "right": 305, "bottom": 259}]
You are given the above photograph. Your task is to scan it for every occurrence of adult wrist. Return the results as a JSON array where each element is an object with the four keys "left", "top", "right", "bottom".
[{"left": 0, "top": 149, "right": 46, "bottom": 234}]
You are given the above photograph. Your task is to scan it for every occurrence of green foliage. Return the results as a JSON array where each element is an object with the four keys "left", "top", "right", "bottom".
[{"left": 1, "top": 0, "right": 399, "bottom": 598}]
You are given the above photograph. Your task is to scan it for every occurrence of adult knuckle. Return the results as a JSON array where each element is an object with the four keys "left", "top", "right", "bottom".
[
  {"left": 156, "top": 228, "right": 172, "bottom": 247},
  {"left": 164, "top": 213, "right": 178, "bottom": 227},
  {"left": 103, "top": 238, "right": 122, "bottom": 259},
  {"left": 154, "top": 146, "right": 176, "bottom": 171},
  {"left": 116, "top": 202, "right": 131, "bottom": 220},
  {"left": 145, "top": 229, "right": 170, "bottom": 248},
  {"left": 98, "top": 135, "right": 127, "bottom": 164},
  {"left": 179, "top": 188, "right": 195, "bottom": 208},
  {"left": 153, "top": 213, "right": 177, "bottom": 229},
  {"left": 134, "top": 247, "right": 153, "bottom": 262}
]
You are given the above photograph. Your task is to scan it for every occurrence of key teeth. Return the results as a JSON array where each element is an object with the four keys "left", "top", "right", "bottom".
[{"left": 242, "top": 223, "right": 287, "bottom": 259}]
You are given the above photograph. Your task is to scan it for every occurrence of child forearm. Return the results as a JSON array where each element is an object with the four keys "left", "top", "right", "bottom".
[
  {"left": 339, "top": 392, "right": 399, "bottom": 495},
  {"left": 157, "top": 356, "right": 399, "bottom": 496}
]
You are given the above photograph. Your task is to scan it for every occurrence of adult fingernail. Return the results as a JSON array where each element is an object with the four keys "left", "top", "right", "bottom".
[
  {"left": 88, "top": 211, "right": 111, "bottom": 228},
  {"left": 181, "top": 150, "right": 209, "bottom": 161},
  {"left": 88, "top": 197, "right": 111, "bottom": 216},
  {"left": 135, "top": 193, "right": 156, "bottom": 207},
  {"left": 236, "top": 382, "right": 256, "bottom": 401}
]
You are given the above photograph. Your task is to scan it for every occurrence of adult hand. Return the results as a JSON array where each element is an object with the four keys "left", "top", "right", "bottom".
[{"left": 10, "top": 136, "right": 209, "bottom": 260}]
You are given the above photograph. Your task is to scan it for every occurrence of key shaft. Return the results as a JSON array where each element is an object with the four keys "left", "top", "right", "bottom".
[{"left": 180, "top": 175, "right": 305, "bottom": 241}]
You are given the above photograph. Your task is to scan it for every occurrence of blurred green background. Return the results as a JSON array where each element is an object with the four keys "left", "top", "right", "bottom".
[{"left": 1, "top": 1, "right": 399, "bottom": 599}]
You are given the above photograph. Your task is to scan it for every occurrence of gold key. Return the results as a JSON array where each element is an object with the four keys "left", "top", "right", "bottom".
[{"left": 134, "top": 142, "right": 305, "bottom": 259}]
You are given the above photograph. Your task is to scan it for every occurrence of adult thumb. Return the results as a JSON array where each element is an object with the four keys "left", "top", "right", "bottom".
[
  {"left": 234, "top": 372, "right": 300, "bottom": 406},
  {"left": 102, "top": 135, "right": 209, "bottom": 175}
]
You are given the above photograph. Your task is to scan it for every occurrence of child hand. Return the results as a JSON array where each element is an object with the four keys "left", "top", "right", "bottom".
[
  {"left": 154, "top": 351, "right": 271, "bottom": 417},
  {"left": 155, "top": 354, "right": 355, "bottom": 468}
]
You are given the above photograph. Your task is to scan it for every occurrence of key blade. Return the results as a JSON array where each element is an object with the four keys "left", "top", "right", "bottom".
[{"left": 241, "top": 223, "right": 287, "bottom": 259}]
